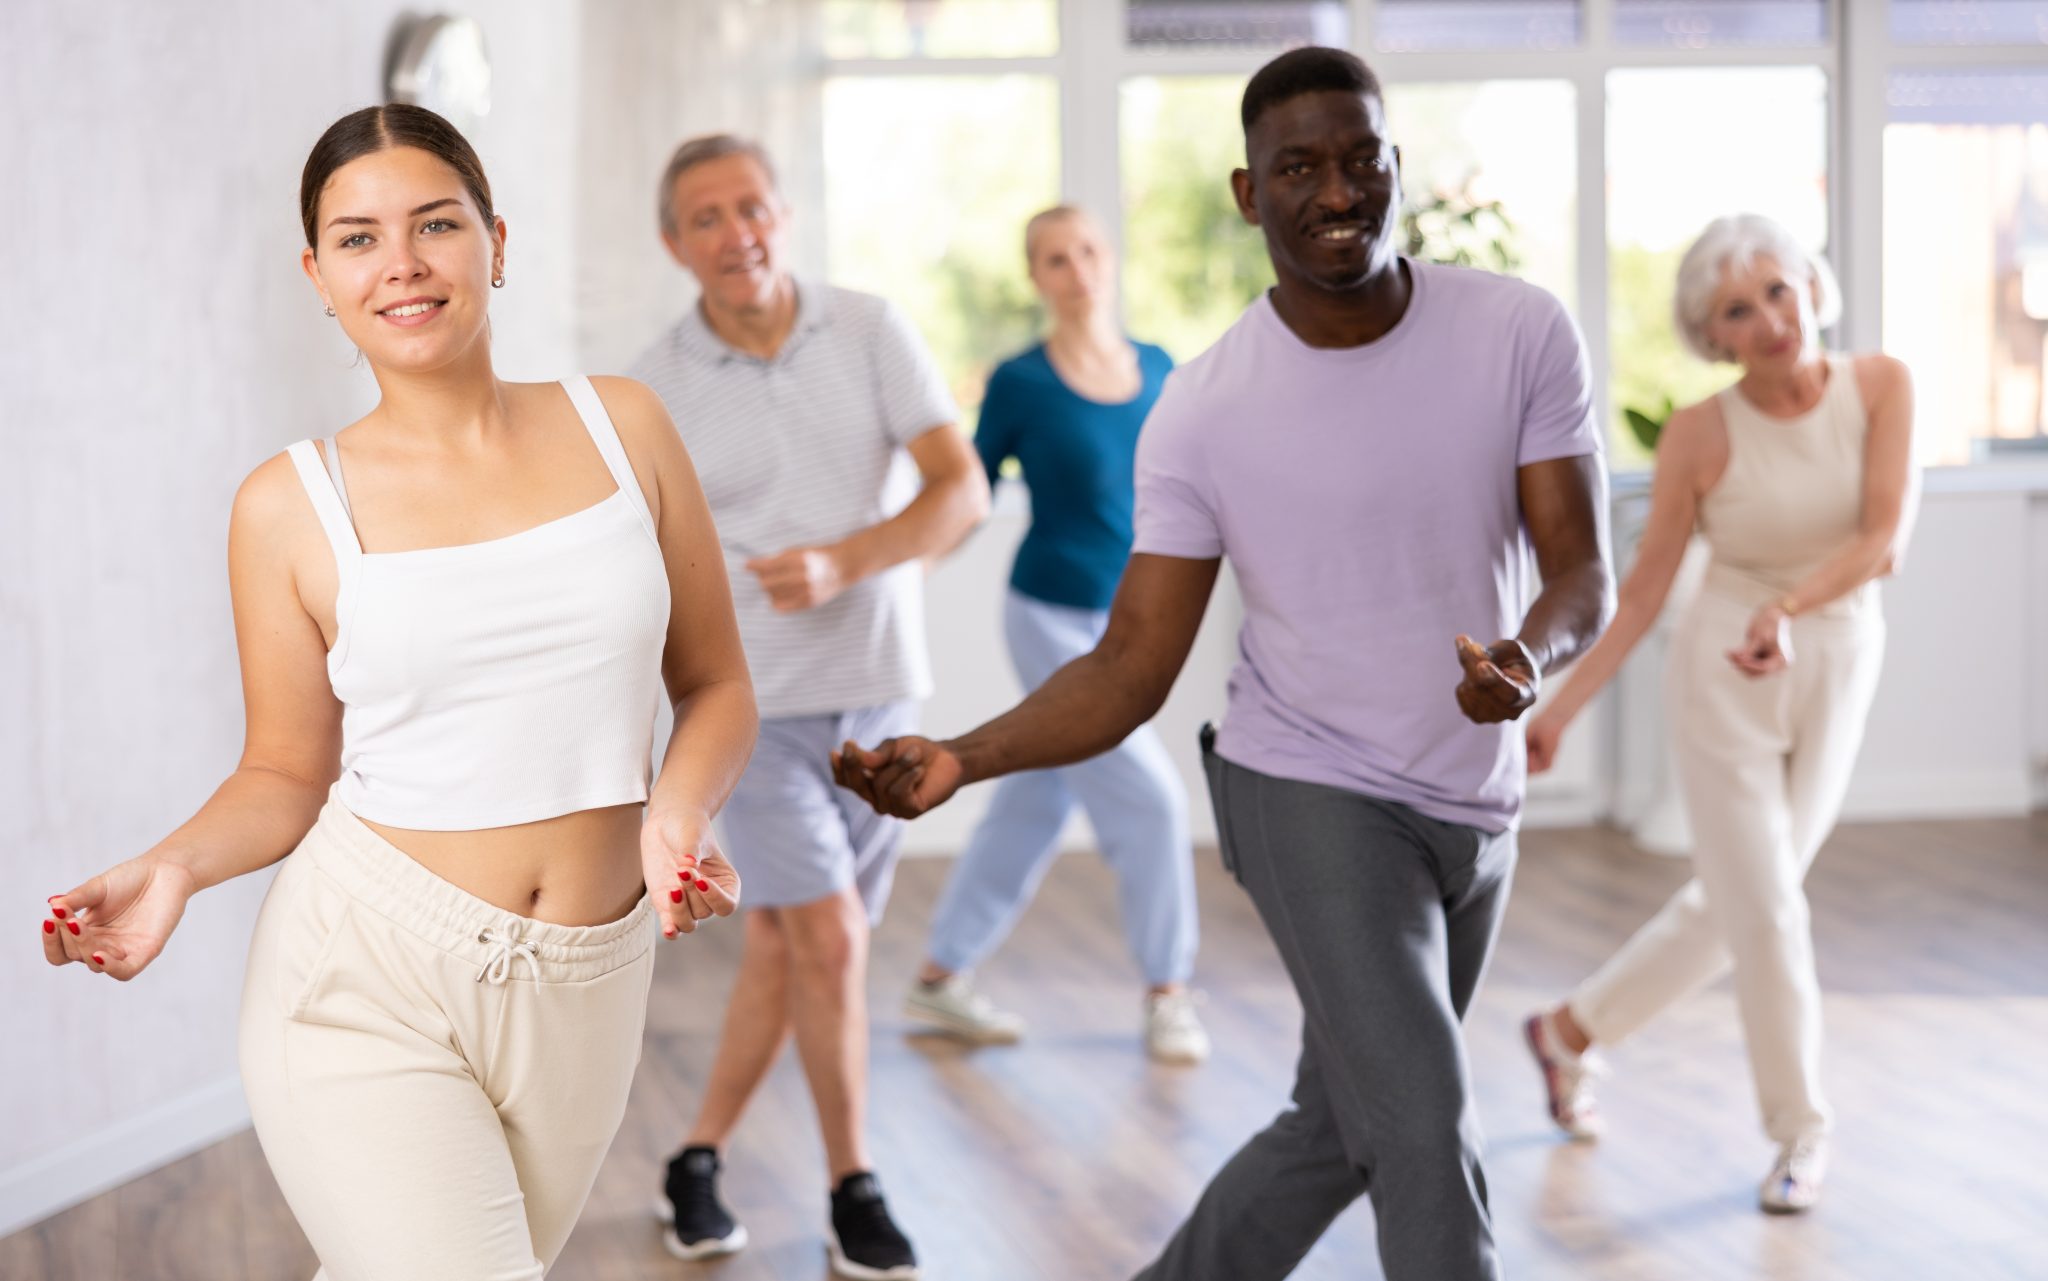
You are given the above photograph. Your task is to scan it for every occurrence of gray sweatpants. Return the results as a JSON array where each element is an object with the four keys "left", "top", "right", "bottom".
[{"left": 1135, "top": 729, "right": 1515, "bottom": 1281}]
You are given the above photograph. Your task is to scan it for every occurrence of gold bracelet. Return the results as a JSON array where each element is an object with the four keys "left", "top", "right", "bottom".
[{"left": 1777, "top": 595, "right": 1800, "bottom": 618}]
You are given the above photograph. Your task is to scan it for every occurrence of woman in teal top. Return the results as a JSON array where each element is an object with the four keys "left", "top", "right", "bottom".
[
  {"left": 973, "top": 334, "right": 1174, "bottom": 610},
  {"left": 904, "top": 206, "right": 1207, "bottom": 1063}
]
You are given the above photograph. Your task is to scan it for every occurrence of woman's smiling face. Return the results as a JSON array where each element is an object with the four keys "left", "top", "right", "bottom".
[{"left": 302, "top": 144, "right": 505, "bottom": 374}]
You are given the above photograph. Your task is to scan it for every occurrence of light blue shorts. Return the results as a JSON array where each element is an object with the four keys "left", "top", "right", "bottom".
[{"left": 715, "top": 700, "right": 918, "bottom": 924}]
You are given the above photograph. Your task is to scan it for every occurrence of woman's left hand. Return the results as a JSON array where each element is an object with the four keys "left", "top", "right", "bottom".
[
  {"left": 1727, "top": 604, "right": 1794, "bottom": 677},
  {"left": 640, "top": 810, "right": 741, "bottom": 939}
]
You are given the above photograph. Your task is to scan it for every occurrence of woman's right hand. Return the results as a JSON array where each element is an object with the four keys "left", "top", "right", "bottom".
[
  {"left": 1525, "top": 709, "right": 1569, "bottom": 776},
  {"left": 1727, "top": 603, "right": 1794, "bottom": 678},
  {"left": 43, "top": 854, "right": 197, "bottom": 981}
]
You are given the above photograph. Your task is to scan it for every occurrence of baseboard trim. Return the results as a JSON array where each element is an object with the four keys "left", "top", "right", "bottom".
[{"left": 0, "top": 1075, "right": 249, "bottom": 1239}]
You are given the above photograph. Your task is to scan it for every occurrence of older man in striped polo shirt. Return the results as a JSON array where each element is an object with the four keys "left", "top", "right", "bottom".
[{"left": 629, "top": 134, "right": 987, "bottom": 1281}]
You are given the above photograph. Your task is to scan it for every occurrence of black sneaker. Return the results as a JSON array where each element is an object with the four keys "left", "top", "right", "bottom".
[
  {"left": 827, "top": 1171, "right": 919, "bottom": 1279},
  {"left": 657, "top": 1146, "right": 749, "bottom": 1260}
]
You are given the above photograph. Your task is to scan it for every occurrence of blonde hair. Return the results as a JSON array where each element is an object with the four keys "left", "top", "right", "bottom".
[
  {"left": 1673, "top": 213, "right": 1842, "bottom": 363},
  {"left": 1023, "top": 204, "right": 1101, "bottom": 268}
]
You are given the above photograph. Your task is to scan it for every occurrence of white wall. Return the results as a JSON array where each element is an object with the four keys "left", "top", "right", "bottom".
[
  {"left": 0, "top": 0, "right": 585, "bottom": 1237},
  {"left": 1845, "top": 486, "right": 2039, "bottom": 818}
]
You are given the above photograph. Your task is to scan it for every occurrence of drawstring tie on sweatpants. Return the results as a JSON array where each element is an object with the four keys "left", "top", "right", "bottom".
[{"left": 476, "top": 929, "right": 540, "bottom": 984}]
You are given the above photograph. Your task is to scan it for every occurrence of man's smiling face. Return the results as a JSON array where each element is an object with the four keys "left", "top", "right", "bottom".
[{"left": 1235, "top": 88, "right": 1403, "bottom": 295}]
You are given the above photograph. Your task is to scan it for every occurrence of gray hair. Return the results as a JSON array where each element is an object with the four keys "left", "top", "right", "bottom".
[
  {"left": 657, "top": 133, "right": 779, "bottom": 237},
  {"left": 1673, "top": 213, "right": 1842, "bottom": 363}
]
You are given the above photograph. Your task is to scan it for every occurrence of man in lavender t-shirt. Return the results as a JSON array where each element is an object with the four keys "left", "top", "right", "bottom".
[{"left": 835, "top": 46, "right": 1612, "bottom": 1281}]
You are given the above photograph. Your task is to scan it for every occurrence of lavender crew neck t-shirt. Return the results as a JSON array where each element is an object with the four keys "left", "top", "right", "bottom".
[{"left": 1132, "top": 260, "right": 1600, "bottom": 833}]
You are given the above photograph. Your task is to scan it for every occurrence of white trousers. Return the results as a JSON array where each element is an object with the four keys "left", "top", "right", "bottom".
[
  {"left": 238, "top": 793, "right": 657, "bottom": 1279},
  {"left": 1569, "top": 588, "right": 1884, "bottom": 1143}
]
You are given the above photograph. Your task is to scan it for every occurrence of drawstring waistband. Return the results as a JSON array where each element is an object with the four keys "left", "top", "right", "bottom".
[
  {"left": 299, "top": 788, "right": 656, "bottom": 984},
  {"left": 476, "top": 929, "right": 542, "bottom": 985}
]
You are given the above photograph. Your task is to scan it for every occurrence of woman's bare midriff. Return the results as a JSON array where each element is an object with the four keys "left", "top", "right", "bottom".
[{"left": 360, "top": 803, "right": 646, "bottom": 927}]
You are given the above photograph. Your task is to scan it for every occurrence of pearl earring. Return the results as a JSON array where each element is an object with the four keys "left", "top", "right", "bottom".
[{"left": 491, "top": 275, "right": 505, "bottom": 288}]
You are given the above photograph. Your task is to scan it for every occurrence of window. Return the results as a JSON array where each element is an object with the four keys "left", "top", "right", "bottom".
[
  {"left": 1120, "top": 76, "right": 1273, "bottom": 363},
  {"left": 1886, "top": 68, "right": 2048, "bottom": 462},
  {"left": 821, "top": 76, "right": 1061, "bottom": 419},
  {"left": 1384, "top": 81, "right": 1578, "bottom": 308},
  {"left": 814, "top": 1, "right": 2048, "bottom": 474},
  {"left": 1606, "top": 66, "right": 1830, "bottom": 467},
  {"left": 1614, "top": 0, "right": 1826, "bottom": 47},
  {"left": 822, "top": 0, "right": 1058, "bottom": 59},
  {"left": 1374, "top": 1, "right": 1579, "bottom": 51},
  {"left": 1892, "top": 1, "right": 2048, "bottom": 46},
  {"left": 1126, "top": 1, "right": 1349, "bottom": 51}
]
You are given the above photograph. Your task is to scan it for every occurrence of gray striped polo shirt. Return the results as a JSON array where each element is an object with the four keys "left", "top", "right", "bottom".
[{"left": 629, "top": 281, "right": 959, "bottom": 719}]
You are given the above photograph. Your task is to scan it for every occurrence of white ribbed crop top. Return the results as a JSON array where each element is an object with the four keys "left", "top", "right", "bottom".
[{"left": 286, "top": 377, "right": 671, "bottom": 830}]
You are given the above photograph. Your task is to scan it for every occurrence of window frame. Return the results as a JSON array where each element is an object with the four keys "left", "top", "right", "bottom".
[{"left": 816, "top": 0, "right": 2048, "bottom": 473}]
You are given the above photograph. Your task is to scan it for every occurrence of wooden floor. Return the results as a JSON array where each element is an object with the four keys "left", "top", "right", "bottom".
[{"left": 6, "top": 815, "right": 2045, "bottom": 1280}]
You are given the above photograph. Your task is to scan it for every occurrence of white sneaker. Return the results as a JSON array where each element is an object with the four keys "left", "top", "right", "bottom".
[
  {"left": 1759, "top": 1134, "right": 1828, "bottom": 1214},
  {"left": 1144, "top": 990, "right": 1211, "bottom": 1065},
  {"left": 904, "top": 974, "right": 1024, "bottom": 1044},
  {"left": 1523, "top": 1010, "right": 1606, "bottom": 1141}
]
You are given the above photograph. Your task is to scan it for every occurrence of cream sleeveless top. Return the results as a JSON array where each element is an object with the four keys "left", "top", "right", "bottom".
[
  {"left": 1696, "top": 354, "right": 1879, "bottom": 623},
  {"left": 286, "top": 377, "right": 671, "bottom": 830}
]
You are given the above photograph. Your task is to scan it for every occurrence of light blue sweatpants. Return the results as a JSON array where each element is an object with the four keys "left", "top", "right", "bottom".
[{"left": 924, "top": 588, "right": 1197, "bottom": 986}]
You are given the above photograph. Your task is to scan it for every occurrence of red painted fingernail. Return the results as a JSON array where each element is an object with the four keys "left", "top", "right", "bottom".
[
  {"left": 43, "top": 920, "right": 55, "bottom": 935},
  {"left": 670, "top": 888, "right": 684, "bottom": 903},
  {"left": 91, "top": 953, "right": 104, "bottom": 966},
  {"left": 50, "top": 906, "right": 67, "bottom": 920},
  {"left": 67, "top": 921, "right": 80, "bottom": 936},
  {"left": 664, "top": 927, "right": 677, "bottom": 939},
  {"left": 695, "top": 879, "right": 709, "bottom": 892},
  {"left": 678, "top": 869, "right": 689, "bottom": 880}
]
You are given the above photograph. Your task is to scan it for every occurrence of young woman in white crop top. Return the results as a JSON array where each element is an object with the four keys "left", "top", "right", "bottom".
[
  {"left": 1516, "top": 214, "right": 1919, "bottom": 1217},
  {"left": 40, "top": 104, "right": 759, "bottom": 1279}
]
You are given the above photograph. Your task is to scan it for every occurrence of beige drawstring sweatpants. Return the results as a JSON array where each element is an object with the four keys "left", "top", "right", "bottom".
[
  {"left": 238, "top": 792, "right": 657, "bottom": 1280},
  {"left": 1569, "top": 584, "right": 1884, "bottom": 1143}
]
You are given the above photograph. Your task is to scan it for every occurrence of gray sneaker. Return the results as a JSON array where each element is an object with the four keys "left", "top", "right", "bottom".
[{"left": 904, "top": 974, "right": 1025, "bottom": 1044}]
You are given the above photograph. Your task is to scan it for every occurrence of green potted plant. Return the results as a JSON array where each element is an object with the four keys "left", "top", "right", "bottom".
[
  {"left": 1402, "top": 176, "right": 1522, "bottom": 275},
  {"left": 1623, "top": 396, "right": 1675, "bottom": 455}
]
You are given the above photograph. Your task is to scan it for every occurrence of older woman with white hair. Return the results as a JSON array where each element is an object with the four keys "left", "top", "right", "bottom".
[{"left": 1517, "top": 212, "right": 1918, "bottom": 1213}]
